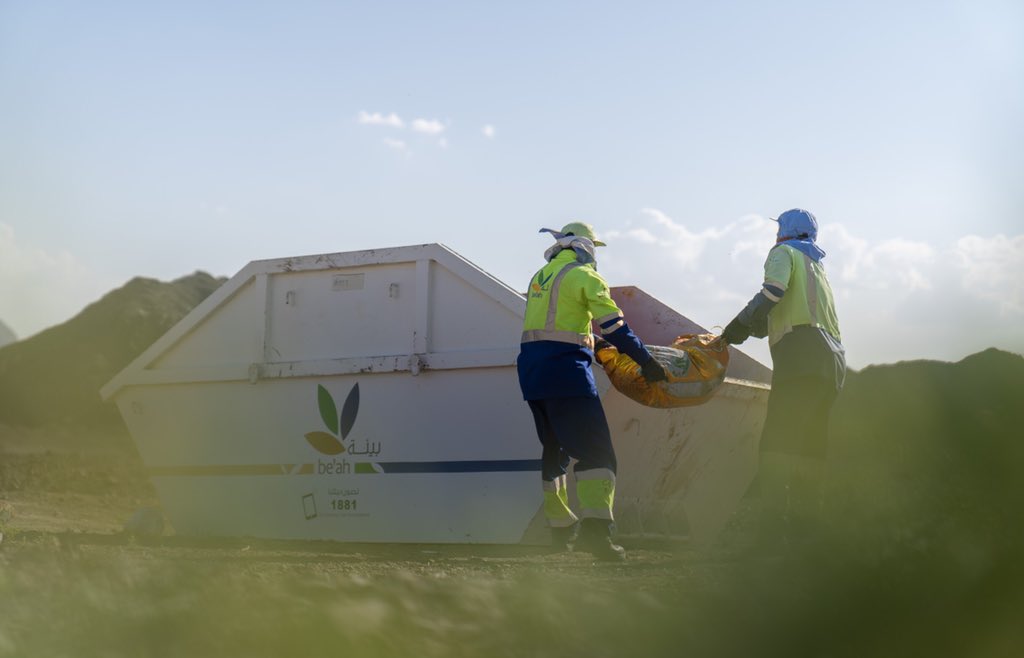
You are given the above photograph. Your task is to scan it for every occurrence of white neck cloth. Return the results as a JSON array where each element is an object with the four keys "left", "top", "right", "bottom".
[{"left": 539, "top": 228, "right": 597, "bottom": 265}]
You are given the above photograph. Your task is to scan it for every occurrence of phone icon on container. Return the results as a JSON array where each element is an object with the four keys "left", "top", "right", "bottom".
[{"left": 302, "top": 493, "right": 317, "bottom": 520}]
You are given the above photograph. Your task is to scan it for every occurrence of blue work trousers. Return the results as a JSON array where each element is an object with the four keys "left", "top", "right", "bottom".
[{"left": 527, "top": 397, "right": 617, "bottom": 480}]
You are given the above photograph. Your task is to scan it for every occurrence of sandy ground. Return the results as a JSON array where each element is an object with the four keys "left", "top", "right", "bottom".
[{"left": 1, "top": 425, "right": 157, "bottom": 534}]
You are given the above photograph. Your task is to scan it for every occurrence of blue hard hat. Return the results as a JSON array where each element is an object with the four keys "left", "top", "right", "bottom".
[{"left": 773, "top": 208, "right": 818, "bottom": 241}]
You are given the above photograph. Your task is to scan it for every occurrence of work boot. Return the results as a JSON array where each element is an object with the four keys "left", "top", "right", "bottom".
[
  {"left": 576, "top": 519, "right": 625, "bottom": 562},
  {"left": 549, "top": 523, "right": 578, "bottom": 552}
]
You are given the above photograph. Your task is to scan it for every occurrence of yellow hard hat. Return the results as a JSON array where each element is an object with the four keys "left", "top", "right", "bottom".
[{"left": 560, "top": 221, "right": 606, "bottom": 246}]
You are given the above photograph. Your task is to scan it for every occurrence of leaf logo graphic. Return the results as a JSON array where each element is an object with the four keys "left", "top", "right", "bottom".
[{"left": 304, "top": 383, "right": 360, "bottom": 455}]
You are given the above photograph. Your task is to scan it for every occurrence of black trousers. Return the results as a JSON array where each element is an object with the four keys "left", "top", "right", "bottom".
[{"left": 760, "top": 326, "right": 846, "bottom": 459}]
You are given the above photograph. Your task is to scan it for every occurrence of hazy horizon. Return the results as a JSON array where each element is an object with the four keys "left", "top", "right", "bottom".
[{"left": 2, "top": 1, "right": 1022, "bottom": 369}]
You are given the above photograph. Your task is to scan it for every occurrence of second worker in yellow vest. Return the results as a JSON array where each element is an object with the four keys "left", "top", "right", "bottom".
[{"left": 720, "top": 208, "right": 846, "bottom": 548}]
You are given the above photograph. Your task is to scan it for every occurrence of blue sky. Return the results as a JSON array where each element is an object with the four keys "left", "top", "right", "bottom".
[{"left": 1, "top": 1, "right": 1022, "bottom": 368}]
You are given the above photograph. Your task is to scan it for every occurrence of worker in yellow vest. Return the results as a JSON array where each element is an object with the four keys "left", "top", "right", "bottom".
[
  {"left": 719, "top": 208, "right": 846, "bottom": 543},
  {"left": 518, "top": 222, "right": 667, "bottom": 560}
]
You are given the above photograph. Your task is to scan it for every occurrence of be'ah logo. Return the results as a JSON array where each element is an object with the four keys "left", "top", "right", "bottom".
[
  {"left": 531, "top": 271, "right": 554, "bottom": 293},
  {"left": 304, "top": 383, "right": 359, "bottom": 455}
]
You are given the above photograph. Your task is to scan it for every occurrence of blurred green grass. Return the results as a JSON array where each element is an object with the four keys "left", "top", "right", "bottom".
[
  {"left": 2, "top": 525, "right": 1023, "bottom": 658},
  {"left": 0, "top": 538, "right": 705, "bottom": 658}
]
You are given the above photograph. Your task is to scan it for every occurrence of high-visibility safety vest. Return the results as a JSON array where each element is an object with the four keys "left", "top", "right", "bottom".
[
  {"left": 517, "top": 249, "right": 641, "bottom": 400},
  {"left": 764, "top": 244, "right": 842, "bottom": 347},
  {"left": 522, "top": 250, "right": 625, "bottom": 346}
]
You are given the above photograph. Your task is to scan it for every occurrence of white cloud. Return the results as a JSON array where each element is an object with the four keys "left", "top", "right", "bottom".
[
  {"left": 410, "top": 118, "right": 445, "bottom": 135},
  {"left": 482, "top": 124, "right": 496, "bottom": 139},
  {"left": 952, "top": 234, "right": 1024, "bottom": 314},
  {"left": 357, "top": 112, "right": 450, "bottom": 147},
  {"left": 828, "top": 229, "right": 937, "bottom": 293},
  {"left": 596, "top": 209, "right": 1024, "bottom": 368},
  {"left": 0, "top": 223, "right": 116, "bottom": 339},
  {"left": 609, "top": 207, "right": 748, "bottom": 269},
  {"left": 357, "top": 111, "right": 404, "bottom": 128},
  {"left": 623, "top": 228, "right": 659, "bottom": 244},
  {"left": 357, "top": 111, "right": 448, "bottom": 149},
  {"left": 820, "top": 223, "right": 869, "bottom": 283}
]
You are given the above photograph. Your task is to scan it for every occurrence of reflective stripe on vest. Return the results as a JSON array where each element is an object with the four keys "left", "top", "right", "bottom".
[
  {"left": 595, "top": 311, "right": 625, "bottom": 334},
  {"left": 522, "top": 261, "right": 593, "bottom": 347},
  {"left": 521, "top": 329, "right": 596, "bottom": 349},
  {"left": 803, "top": 254, "right": 819, "bottom": 326}
]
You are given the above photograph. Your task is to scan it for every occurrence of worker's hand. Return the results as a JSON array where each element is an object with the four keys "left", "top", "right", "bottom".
[
  {"left": 721, "top": 318, "right": 750, "bottom": 346},
  {"left": 640, "top": 357, "right": 669, "bottom": 383},
  {"left": 593, "top": 335, "right": 613, "bottom": 352}
]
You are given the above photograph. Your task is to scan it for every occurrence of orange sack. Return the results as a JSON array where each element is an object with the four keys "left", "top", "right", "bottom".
[{"left": 595, "top": 334, "right": 730, "bottom": 408}]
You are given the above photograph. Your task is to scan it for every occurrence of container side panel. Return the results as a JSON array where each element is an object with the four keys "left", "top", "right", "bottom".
[
  {"left": 151, "top": 279, "right": 261, "bottom": 369},
  {"left": 428, "top": 264, "right": 523, "bottom": 353},
  {"left": 116, "top": 369, "right": 543, "bottom": 542},
  {"left": 602, "top": 382, "right": 767, "bottom": 543},
  {"left": 153, "top": 472, "right": 538, "bottom": 543},
  {"left": 266, "top": 265, "right": 417, "bottom": 362}
]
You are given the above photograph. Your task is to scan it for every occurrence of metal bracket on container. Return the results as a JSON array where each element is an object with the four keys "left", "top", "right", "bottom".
[
  {"left": 408, "top": 354, "right": 424, "bottom": 376},
  {"left": 248, "top": 363, "right": 261, "bottom": 384}
]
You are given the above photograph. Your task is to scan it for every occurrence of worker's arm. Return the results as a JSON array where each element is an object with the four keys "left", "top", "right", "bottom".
[
  {"left": 579, "top": 272, "right": 649, "bottom": 363},
  {"left": 721, "top": 283, "right": 785, "bottom": 344},
  {"left": 581, "top": 270, "right": 666, "bottom": 381},
  {"left": 595, "top": 313, "right": 647, "bottom": 361},
  {"left": 722, "top": 246, "right": 792, "bottom": 345},
  {"left": 596, "top": 317, "right": 668, "bottom": 382}
]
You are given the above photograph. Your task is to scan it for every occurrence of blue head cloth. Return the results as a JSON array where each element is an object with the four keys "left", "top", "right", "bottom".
[{"left": 774, "top": 208, "right": 826, "bottom": 261}]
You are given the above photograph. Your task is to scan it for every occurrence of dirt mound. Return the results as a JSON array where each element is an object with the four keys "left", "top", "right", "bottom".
[
  {"left": 827, "top": 348, "right": 1024, "bottom": 546},
  {"left": 0, "top": 272, "right": 225, "bottom": 430},
  {"left": 0, "top": 319, "right": 15, "bottom": 348}
]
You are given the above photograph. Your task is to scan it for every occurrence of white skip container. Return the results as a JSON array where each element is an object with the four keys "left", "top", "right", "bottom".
[{"left": 102, "top": 244, "right": 770, "bottom": 545}]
